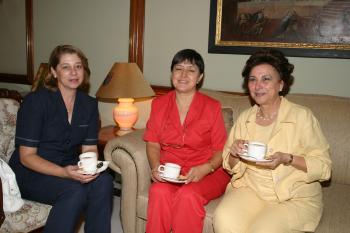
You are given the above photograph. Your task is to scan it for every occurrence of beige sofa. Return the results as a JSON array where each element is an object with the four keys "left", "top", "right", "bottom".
[
  {"left": 0, "top": 89, "right": 51, "bottom": 233},
  {"left": 104, "top": 89, "right": 350, "bottom": 233}
]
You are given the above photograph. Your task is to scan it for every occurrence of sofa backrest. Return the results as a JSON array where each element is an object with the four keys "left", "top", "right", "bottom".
[
  {"left": 0, "top": 98, "right": 20, "bottom": 163},
  {"left": 201, "top": 89, "right": 350, "bottom": 186}
]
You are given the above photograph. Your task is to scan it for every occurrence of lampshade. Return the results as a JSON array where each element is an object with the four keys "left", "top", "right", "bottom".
[{"left": 96, "top": 63, "right": 155, "bottom": 135}]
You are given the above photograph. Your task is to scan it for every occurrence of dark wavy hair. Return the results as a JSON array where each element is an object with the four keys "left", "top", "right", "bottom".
[
  {"left": 241, "top": 49, "right": 294, "bottom": 96},
  {"left": 170, "top": 49, "right": 205, "bottom": 88},
  {"left": 44, "top": 45, "right": 90, "bottom": 92}
]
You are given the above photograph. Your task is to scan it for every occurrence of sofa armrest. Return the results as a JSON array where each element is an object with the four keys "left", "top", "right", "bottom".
[
  {"left": 104, "top": 129, "right": 151, "bottom": 233},
  {"left": 0, "top": 178, "right": 5, "bottom": 227}
]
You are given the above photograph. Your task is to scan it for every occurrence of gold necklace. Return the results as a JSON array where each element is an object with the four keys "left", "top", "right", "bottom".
[{"left": 256, "top": 108, "right": 277, "bottom": 121}]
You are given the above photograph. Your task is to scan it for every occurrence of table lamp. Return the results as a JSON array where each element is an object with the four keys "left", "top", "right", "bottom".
[{"left": 96, "top": 63, "right": 155, "bottom": 136}]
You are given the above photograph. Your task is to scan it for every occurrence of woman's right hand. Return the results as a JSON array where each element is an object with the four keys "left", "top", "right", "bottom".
[
  {"left": 150, "top": 165, "right": 165, "bottom": 182},
  {"left": 229, "top": 139, "right": 248, "bottom": 157},
  {"left": 227, "top": 139, "right": 247, "bottom": 168},
  {"left": 63, "top": 165, "right": 98, "bottom": 183}
]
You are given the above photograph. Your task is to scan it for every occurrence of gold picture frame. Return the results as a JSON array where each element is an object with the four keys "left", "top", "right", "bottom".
[{"left": 208, "top": 0, "right": 350, "bottom": 58}]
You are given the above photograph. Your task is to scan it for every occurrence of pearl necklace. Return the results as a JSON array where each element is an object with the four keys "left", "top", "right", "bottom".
[{"left": 256, "top": 108, "right": 278, "bottom": 121}]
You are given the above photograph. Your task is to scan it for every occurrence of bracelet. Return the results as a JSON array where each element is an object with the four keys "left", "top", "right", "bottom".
[
  {"left": 284, "top": 154, "right": 294, "bottom": 166},
  {"left": 208, "top": 161, "right": 215, "bottom": 173},
  {"left": 151, "top": 166, "right": 159, "bottom": 173}
]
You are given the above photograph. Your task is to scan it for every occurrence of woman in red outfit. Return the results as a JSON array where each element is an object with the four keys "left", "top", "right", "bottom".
[{"left": 143, "top": 49, "right": 231, "bottom": 233}]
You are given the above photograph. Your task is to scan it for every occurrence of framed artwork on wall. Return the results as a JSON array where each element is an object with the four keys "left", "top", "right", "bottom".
[{"left": 208, "top": 0, "right": 350, "bottom": 58}]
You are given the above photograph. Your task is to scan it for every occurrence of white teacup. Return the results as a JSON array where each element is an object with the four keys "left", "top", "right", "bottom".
[
  {"left": 242, "top": 141, "right": 267, "bottom": 160},
  {"left": 78, "top": 152, "right": 98, "bottom": 173},
  {"left": 158, "top": 163, "right": 181, "bottom": 179}
]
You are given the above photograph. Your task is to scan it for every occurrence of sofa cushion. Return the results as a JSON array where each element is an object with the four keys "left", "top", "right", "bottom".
[
  {"left": 221, "top": 107, "right": 233, "bottom": 133},
  {"left": 0, "top": 98, "right": 19, "bottom": 163},
  {"left": 0, "top": 200, "right": 51, "bottom": 233},
  {"left": 315, "top": 183, "right": 350, "bottom": 233},
  {"left": 0, "top": 97, "right": 52, "bottom": 232},
  {"left": 286, "top": 94, "right": 350, "bottom": 185}
]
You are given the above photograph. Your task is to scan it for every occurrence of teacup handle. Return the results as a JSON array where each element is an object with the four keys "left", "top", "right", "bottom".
[
  {"left": 242, "top": 143, "right": 249, "bottom": 154},
  {"left": 157, "top": 165, "right": 165, "bottom": 173},
  {"left": 78, "top": 161, "right": 83, "bottom": 168}
]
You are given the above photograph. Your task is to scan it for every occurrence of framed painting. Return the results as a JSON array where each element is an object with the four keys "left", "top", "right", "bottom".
[{"left": 208, "top": 0, "right": 350, "bottom": 58}]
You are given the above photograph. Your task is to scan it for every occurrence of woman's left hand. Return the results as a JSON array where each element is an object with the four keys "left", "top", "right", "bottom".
[
  {"left": 184, "top": 164, "right": 211, "bottom": 183},
  {"left": 65, "top": 165, "right": 99, "bottom": 183},
  {"left": 255, "top": 152, "right": 291, "bottom": 169}
]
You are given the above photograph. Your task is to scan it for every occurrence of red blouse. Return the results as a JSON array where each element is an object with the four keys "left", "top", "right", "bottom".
[{"left": 143, "top": 91, "right": 227, "bottom": 173}]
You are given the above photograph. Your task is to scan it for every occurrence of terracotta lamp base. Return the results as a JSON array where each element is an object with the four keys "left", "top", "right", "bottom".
[{"left": 113, "top": 98, "right": 138, "bottom": 136}]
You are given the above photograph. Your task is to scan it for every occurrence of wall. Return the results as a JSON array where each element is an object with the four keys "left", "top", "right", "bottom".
[
  {"left": 1, "top": 0, "right": 350, "bottom": 128},
  {"left": 32, "top": 0, "right": 132, "bottom": 127},
  {"left": 143, "top": 0, "right": 350, "bottom": 98},
  {"left": 0, "top": 0, "right": 29, "bottom": 94},
  {"left": 0, "top": 0, "right": 26, "bottom": 74}
]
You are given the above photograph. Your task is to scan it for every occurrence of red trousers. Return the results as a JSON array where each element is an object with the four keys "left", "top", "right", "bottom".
[{"left": 146, "top": 168, "right": 230, "bottom": 233}]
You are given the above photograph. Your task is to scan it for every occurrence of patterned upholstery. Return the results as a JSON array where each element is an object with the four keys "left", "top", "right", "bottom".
[
  {"left": 0, "top": 98, "right": 19, "bottom": 163},
  {"left": 0, "top": 97, "right": 52, "bottom": 233}
]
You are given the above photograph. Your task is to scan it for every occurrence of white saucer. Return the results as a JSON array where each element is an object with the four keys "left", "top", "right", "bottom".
[
  {"left": 160, "top": 175, "right": 186, "bottom": 184},
  {"left": 239, "top": 154, "right": 272, "bottom": 162},
  {"left": 78, "top": 161, "right": 110, "bottom": 175}
]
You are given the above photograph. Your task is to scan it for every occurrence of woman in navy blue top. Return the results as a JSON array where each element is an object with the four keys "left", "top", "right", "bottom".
[{"left": 9, "top": 45, "right": 113, "bottom": 233}]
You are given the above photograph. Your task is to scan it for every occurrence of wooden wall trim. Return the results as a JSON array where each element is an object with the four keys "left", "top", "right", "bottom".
[
  {"left": 0, "top": 74, "right": 28, "bottom": 84},
  {"left": 129, "top": 0, "right": 145, "bottom": 71},
  {"left": 0, "top": 0, "right": 33, "bottom": 85},
  {"left": 128, "top": 3, "right": 245, "bottom": 98},
  {"left": 151, "top": 85, "right": 246, "bottom": 97},
  {"left": 26, "top": 0, "right": 34, "bottom": 84},
  {"left": 151, "top": 85, "right": 173, "bottom": 97}
]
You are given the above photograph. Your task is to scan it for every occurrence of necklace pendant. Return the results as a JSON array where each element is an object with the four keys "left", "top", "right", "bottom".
[{"left": 257, "top": 109, "right": 277, "bottom": 121}]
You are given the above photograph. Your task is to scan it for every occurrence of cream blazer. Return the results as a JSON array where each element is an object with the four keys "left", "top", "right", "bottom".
[{"left": 223, "top": 97, "right": 332, "bottom": 202}]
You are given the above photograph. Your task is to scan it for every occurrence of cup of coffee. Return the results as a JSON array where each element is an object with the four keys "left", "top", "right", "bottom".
[
  {"left": 78, "top": 152, "right": 98, "bottom": 173},
  {"left": 158, "top": 163, "right": 181, "bottom": 179},
  {"left": 242, "top": 141, "right": 267, "bottom": 160}
]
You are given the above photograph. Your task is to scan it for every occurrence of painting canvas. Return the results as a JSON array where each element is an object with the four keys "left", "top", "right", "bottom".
[{"left": 208, "top": 0, "right": 350, "bottom": 58}]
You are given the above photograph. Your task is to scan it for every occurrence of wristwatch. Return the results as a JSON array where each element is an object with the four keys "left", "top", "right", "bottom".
[{"left": 284, "top": 154, "right": 294, "bottom": 166}]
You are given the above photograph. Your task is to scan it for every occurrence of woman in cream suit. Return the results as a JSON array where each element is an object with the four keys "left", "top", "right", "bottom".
[{"left": 214, "top": 49, "right": 332, "bottom": 233}]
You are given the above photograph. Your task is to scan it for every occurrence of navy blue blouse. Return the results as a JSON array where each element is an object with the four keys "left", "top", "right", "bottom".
[{"left": 10, "top": 88, "right": 99, "bottom": 169}]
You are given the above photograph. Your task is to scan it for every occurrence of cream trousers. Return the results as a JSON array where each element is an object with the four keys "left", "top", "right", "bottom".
[{"left": 213, "top": 186, "right": 317, "bottom": 233}]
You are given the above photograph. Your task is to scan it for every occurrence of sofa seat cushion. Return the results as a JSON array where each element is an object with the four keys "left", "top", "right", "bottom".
[
  {"left": 0, "top": 98, "right": 19, "bottom": 163},
  {"left": 0, "top": 200, "right": 51, "bottom": 233},
  {"left": 316, "top": 184, "right": 350, "bottom": 233}
]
